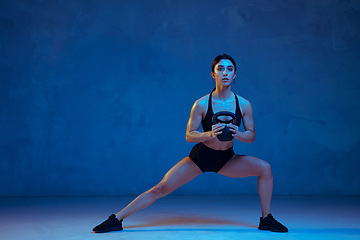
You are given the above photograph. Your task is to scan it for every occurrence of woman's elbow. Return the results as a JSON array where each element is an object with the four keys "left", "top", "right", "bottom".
[
  {"left": 242, "top": 132, "right": 255, "bottom": 143},
  {"left": 186, "top": 136, "right": 196, "bottom": 143},
  {"left": 186, "top": 132, "right": 196, "bottom": 143},
  {"left": 185, "top": 132, "right": 192, "bottom": 142},
  {"left": 248, "top": 133, "right": 255, "bottom": 143}
]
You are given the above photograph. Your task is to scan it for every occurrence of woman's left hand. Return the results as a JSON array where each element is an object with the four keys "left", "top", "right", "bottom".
[{"left": 228, "top": 123, "right": 239, "bottom": 137}]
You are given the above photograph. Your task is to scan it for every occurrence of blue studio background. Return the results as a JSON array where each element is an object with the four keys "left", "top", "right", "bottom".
[{"left": 1, "top": 0, "right": 359, "bottom": 197}]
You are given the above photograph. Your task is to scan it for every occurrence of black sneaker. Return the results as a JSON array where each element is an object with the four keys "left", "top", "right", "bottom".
[
  {"left": 92, "top": 214, "right": 123, "bottom": 233},
  {"left": 258, "top": 214, "right": 288, "bottom": 232}
]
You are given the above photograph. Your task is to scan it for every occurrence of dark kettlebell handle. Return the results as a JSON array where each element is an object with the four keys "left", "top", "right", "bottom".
[
  {"left": 212, "top": 111, "right": 237, "bottom": 142},
  {"left": 212, "top": 111, "right": 237, "bottom": 125}
]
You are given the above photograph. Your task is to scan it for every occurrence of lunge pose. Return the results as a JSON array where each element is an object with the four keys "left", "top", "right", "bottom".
[{"left": 92, "top": 54, "right": 288, "bottom": 233}]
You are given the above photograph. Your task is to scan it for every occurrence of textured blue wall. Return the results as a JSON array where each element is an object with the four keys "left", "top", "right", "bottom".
[{"left": 1, "top": 0, "right": 359, "bottom": 197}]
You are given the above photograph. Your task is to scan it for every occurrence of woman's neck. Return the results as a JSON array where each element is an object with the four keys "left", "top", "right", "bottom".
[{"left": 213, "top": 86, "right": 233, "bottom": 101}]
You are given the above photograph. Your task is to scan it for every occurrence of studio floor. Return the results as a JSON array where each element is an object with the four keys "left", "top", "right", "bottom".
[{"left": 1, "top": 195, "right": 360, "bottom": 240}]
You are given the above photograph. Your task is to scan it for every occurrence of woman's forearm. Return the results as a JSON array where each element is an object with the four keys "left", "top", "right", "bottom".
[
  {"left": 234, "top": 130, "right": 255, "bottom": 143},
  {"left": 186, "top": 131, "right": 214, "bottom": 143}
]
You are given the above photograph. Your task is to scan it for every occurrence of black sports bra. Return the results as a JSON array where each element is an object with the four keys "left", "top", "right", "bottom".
[{"left": 201, "top": 90, "right": 242, "bottom": 132}]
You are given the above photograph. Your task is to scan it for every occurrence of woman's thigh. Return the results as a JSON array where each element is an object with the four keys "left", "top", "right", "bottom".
[
  {"left": 157, "top": 157, "right": 203, "bottom": 193},
  {"left": 217, "top": 154, "right": 271, "bottom": 178}
]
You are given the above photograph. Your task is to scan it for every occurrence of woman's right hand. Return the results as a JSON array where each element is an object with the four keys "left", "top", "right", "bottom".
[{"left": 211, "top": 123, "right": 225, "bottom": 138}]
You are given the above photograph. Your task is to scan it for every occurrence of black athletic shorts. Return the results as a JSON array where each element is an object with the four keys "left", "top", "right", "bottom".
[{"left": 189, "top": 142, "right": 235, "bottom": 173}]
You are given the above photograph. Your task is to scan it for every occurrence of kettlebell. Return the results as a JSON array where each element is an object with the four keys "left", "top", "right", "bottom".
[{"left": 212, "top": 111, "right": 237, "bottom": 142}]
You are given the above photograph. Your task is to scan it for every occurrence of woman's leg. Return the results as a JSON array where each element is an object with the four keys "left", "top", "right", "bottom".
[
  {"left": 217, "top": 155, "right": 273, "bottom": 219},
  {"left": 116, "top": 157, "right": 202, "bottom": 220}
]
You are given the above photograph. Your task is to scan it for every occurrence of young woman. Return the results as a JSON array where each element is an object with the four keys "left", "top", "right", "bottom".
[{"left": 93, "top": 54, "right": 288, "bottom": 233}]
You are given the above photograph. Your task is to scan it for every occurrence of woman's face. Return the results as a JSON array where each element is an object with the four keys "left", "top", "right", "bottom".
[{"left": 211, "top": 59, "right": 236, "bottom": 86}]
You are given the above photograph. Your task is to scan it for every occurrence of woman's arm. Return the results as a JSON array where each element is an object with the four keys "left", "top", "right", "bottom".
[
  {"left": 185, "top": 99, "right": 225, "bottom": 143},
  {"left": 229, "top": 99, "right": 255, "bottom": 143}
]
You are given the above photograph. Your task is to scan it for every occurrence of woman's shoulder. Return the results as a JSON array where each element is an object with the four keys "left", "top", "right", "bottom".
[
  {"left": 192, "top": 94, "right": 210, "bottom": 112},
  {"left": 234, "top": 94, "right": 253, "bottom": 118},
  {"left": 235, "top": 93, "right": 250, "bottom": 106},
  {"left": 235, "top": 93, "right": 252, "bottom": 114},
  {"left": 197, "top": 94, "right": 210, "bottom": 104}
]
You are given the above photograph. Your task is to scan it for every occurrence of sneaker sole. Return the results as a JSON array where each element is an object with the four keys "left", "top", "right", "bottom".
[
  {"left": 258, "top": 226, "right": 288, "bottom": 233},
  {"left": 93, "top": 226, "right": 123, "bottom": 233}
]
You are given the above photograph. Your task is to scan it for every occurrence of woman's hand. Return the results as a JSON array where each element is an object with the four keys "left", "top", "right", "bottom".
[
  {"left": 228, "top": 123, "right": 240, "bottom": 137},
  {"left": 211, "top": 123, "right": 226, "bottom": 138}
]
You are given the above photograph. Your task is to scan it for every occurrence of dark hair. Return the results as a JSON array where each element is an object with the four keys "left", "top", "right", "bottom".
[{"left": 211, "top": 54, "right": 237, "bottom": 73}]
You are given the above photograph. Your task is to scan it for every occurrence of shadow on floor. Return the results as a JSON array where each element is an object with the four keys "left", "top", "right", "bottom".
[{"left": 124, "top": 215, "right": 258, "bottom": 230}]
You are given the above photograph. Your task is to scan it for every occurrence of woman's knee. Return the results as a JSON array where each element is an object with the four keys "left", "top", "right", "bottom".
[
  {"left": 148, "top": 182, "right": 170, "bottom": 198},
  {"left": 260, "top": 161, "right": 273, "bottom": 178}
]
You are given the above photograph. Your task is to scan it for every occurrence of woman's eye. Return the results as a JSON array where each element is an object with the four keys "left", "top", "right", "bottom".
[
  {"left": 217, "top": 67, "right": 223, "bottom": 71},
  {"left": 228, "top": 67, "right": 233, "bottom": 71}
]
